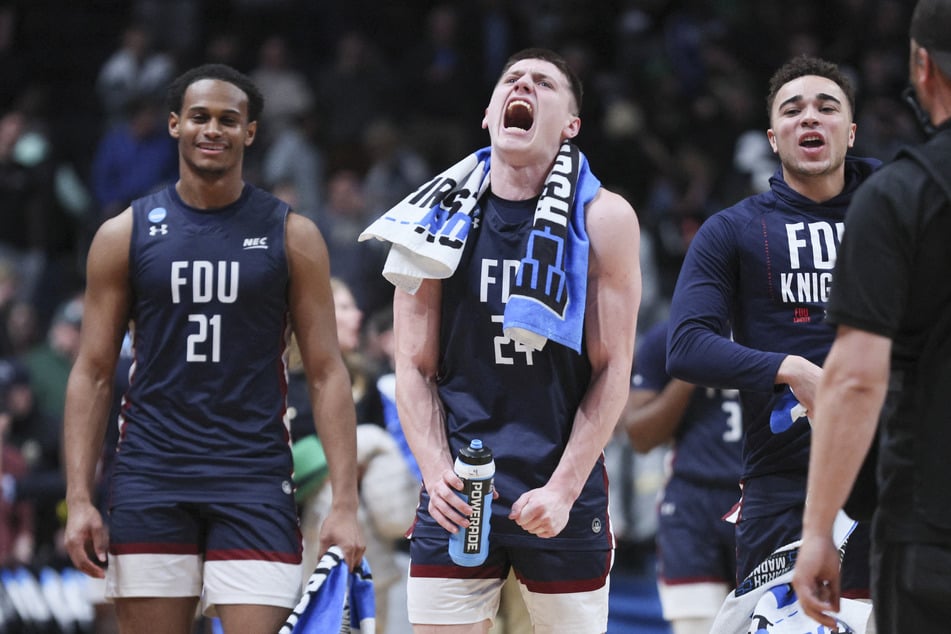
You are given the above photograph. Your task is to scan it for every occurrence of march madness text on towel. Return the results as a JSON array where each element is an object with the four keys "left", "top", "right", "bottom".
[{"left": 359, "top": 141, "right": 601, "bottom": 353}]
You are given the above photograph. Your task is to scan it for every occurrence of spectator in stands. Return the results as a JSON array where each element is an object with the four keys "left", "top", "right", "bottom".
[
  {"left": 317, "top": 170, "right": 390, "bottom": 318},
  {"left": 298, "top": 277, "right": 416, "bottom": 634},
  {"left": 90, "top": 95, "right": 177, "bottom": 223},
  {"left": 1, "top": 357, "right": 64, "bottom": 567},
  {"left": 361, "top": 118, "right": 429, "bottom": 216},
  {"left": 0, "top": 357, "right": 34, "bottom": 567},
  {"left": 22, "top": 294, "right": 82, "bottom": 423},
  {"left": 312, "top": 30, "right": 396, "bottom": 167},
  {"left": 249, "top": 33, "right": 314, "bottom": 148},
  {"left": 0, "top": 107, "right": 54, "bottom": 303},
  {"left": 261, "top": 107, "right": 325, "bottom": 222},
  {"left": 95, "top": 22, "right": 175, "bottom": 127}
]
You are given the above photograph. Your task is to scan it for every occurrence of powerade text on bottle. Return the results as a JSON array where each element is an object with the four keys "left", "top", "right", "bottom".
[{"left": 449, "top": 439, "right": 495, "bottom": 566}]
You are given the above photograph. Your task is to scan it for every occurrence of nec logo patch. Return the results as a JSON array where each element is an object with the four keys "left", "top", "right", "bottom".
[{"left": 243, "top": 237, "right": 268, "bottom": 250}]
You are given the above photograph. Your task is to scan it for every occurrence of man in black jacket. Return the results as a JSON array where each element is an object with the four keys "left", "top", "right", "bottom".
[{"left": 793, "top": 1, "right": 951, "bottom": 631}]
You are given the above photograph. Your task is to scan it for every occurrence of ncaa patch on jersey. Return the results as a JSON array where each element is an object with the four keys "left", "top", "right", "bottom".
[{"left": 148, "top": 207, "right": 168, "bottom": 223}]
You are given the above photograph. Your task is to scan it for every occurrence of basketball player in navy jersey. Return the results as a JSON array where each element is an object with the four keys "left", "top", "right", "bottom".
[
  {"left": 666, "top": 56, "right": 878, "bottom": 606},
  {"left": 393, "top": 48, "right": 641, "bottom": 633},
  {"left": 621, "top": 318, "right": 742, "bottom": 634},
  {"left": 62, "top": 64, "right": 364, "bottom": 634}
]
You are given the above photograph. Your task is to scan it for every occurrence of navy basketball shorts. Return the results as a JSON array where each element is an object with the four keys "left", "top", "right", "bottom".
[
  {"left": 736, "top": 506, "right": 871, "bottom": 598},
  {"left": 655, "top": 478, "right": 737, "bottom": 619},
  {"left": 106, "top": 501, "right": 303, "bottom": 616},
  {"left": 407, "top": 533, "right": 612, "bottom": 633}
]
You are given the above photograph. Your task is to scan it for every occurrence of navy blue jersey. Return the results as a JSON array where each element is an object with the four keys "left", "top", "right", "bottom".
[
  {"left": 667, "top": 157, "right": 879, "bottom": 514},
  {"left": 424, "top": 192, "right": 609, "bottom": 551},
  {"left": 633, "top": 320, "right": 742, "bottom": 488},
  {"left": 112, "top": 184, "right": 295, "bottom": 506}
]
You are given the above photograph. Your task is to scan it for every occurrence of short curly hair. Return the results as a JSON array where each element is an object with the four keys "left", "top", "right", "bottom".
[
  {"left": 166, "top": 63, "right": 265, "bottom": 123},
  {"left": 765, "top": 55, "right": 855, "bottom": 121}
]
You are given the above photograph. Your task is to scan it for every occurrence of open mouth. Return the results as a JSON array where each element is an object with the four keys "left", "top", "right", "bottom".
[
  {"left": 799, "top": 134, "right": 824, "bottom": 148},
  {"left": 504, "top": 99, "right": 534, "bottom": 131}
]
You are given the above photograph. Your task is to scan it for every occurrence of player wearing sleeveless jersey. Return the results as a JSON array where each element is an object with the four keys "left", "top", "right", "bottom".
[
  {"left": 62, "top": 64, "right": 364, "bottom": 634},
  {"left": 621, "top": 319, "right": 742, "bottom": 634},
  {"left": 394, "top": 49, "right": 641, "bottom": 634},
  {"left": 667, "top": 56, "right": 877, "bottom": 600}
]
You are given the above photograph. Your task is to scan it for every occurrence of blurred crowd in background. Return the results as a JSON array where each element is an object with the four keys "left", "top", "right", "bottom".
[{"left": 0, "top": 0, "right": 923, "bottom": 602}]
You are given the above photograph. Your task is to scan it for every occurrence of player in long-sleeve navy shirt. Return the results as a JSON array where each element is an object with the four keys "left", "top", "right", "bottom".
[{"left": 666, "top": 56, "right": 879, "bottom": 596}]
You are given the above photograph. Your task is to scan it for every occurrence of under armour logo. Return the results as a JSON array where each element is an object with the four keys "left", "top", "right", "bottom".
[{"left": 149, "top": 224, "right": 168, "bottom": 236}]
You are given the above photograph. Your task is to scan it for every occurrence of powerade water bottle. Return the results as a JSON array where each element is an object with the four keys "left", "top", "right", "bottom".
[{"left": 448, "top": 439, "right": 495, "bottom": 566}]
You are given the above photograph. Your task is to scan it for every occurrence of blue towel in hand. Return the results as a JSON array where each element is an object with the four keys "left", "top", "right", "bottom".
[{"left": 281, "top": 546, "right": 375, "bottom": 634}]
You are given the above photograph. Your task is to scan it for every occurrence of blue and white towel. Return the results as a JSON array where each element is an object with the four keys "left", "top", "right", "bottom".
[
  {"left": 711, "top": 511, "right": 871, "bottom": 634},
  {"left": 281, "top": 546, "right": 375, "bottom": 634},
  {"left": 359, "top": 141, "right": 600, "bottom": 353},
  {"left": 770, "top": 389, "right": 810, "bottom": 434}
]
